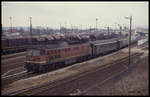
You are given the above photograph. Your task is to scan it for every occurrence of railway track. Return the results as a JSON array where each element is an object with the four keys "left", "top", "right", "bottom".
[
  {"left": 2, "top": 65, "right": 38, "bottom": 90},
  {"left": 2, "top": 70, "right": 35, "bottom": 90},
  {"left": 2, "top": 66, "right": 26, "bottom": 77},
  {"left": 1, "top": 43, "right": 137, "bottom": 90},
  {"left": 2, "top": 55, "right": 26, "bottom": 74},
  {"left": 2, "top": 62, "right": 25, "bottom": 75},
  {"left": 6, "top": 52, "right": 142, "bottom": 96},
  {"left": 2, "top": 52, "right": 26, "bottom": 60}
]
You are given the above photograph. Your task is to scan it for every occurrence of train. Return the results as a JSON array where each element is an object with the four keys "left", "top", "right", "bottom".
[
  {"left": 24, "top": 36, "right": 138, "bottom": 73},
  {"left": 1, "top": 33, "right": 121, "bottom": 55}
]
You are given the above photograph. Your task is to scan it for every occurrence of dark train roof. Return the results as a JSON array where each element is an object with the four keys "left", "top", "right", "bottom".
[
  {"left": 28, "top": 43, "right": 90, "bottom": 50},
  {"left": 27, "top": 38, "right": 130, "bottom": 51},
  {"left": 29, "top": 44, "right": 64, "bottom": 50},
  {"left": 90, "top": 38, "right": 119, "bottom": 44}
]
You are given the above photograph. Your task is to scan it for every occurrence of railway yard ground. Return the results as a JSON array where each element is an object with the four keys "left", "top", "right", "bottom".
[
  {"left": 83, "top": 47, "right": 149, "bottom": 95},
  {"left": 2, "top": 42, "right": 149, "bottom": 96},
  {"left": 2, "top": 52, "right": 26, "bottom": 75}
]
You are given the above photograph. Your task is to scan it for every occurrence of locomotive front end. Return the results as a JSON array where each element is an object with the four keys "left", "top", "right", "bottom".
[{"left": 25, "top": 49, "right": 46, "bottom": 72}]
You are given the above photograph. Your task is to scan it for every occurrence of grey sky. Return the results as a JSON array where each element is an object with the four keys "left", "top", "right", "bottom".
[{"left": 2, "top": 2, "right": 149, "bottom": 29}]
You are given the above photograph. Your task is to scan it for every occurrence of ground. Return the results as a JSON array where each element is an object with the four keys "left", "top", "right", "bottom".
[{"left": 84, "top": 48, "right": 148, "bottom": 96}]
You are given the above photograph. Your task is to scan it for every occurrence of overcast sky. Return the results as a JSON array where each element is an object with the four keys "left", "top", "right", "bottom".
[{"left": 2, "top": 2, "right": 149, "bottom": 29}]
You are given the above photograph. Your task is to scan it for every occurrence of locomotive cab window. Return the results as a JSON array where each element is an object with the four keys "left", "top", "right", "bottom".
[
  {"left": 27, "top": 50, "right": 32, "bottom": 56},
  {"left": 33, "top": 50, "right": 40, "bottom": 56}
]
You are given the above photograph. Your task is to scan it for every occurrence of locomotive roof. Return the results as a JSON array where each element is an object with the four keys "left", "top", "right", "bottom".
[{"left": 28, "top": 43, "right": 90, "bottom": 50}]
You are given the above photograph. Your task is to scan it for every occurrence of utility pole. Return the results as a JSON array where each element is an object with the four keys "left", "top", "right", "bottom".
[
  {"left": 119, "top": 26, "right": 122, "bottom": 38},
  {"left": 60, "top": 23, "right": 61, "bottom": 33},
  {"left": 80, "top": 24, "right": 82, "bottom": 33},
  {"left": 125, "top": 16, "right": 132, "bottom": 67},
  {"left": 71, "top": 24, "right": 73, "bottom": 33},
  {"left": 129, "top": 16, "right": 132, "bottom": 67},
  {"left": 90, "top": 26, "right": 91, "bottom": 33},
  {"left": 46, "top": 27, "right": 49, "bottom": 34},
  {"left": 118, "top": 24, "right": 122, "bottom": 38},
  {"left": 29, "top": 17, "right": 32, "bottom": 45},
  {"left": 2, "top": 24, "right": 3, "bottom": 36},
  {"left": 77, "top": 25, "right": 79, "bottom": 33},
  {"left": 96, "top": 18, "right": 98, "bottom": 32},
  {"left": 10, "top": 16, "right": 12, "bottom": 33},
  {"left": 65, "top": 21, "right": 67, "bottom": 35},
  {"left": 107, "top": 26, "right": 110, "bottom": 36}
]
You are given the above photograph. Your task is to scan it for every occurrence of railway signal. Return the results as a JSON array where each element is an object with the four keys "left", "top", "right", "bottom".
[{"left": 125, "top": 16, "right": 132, "bottom": 67}]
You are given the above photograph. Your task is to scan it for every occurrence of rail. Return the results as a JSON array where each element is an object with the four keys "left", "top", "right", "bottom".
[{"left": 2, "top": 52, "right": 26, "bottom": 60}]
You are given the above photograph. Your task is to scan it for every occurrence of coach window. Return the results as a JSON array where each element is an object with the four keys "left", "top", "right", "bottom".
[
  {"left": 65, "top": 48, "right": 67, "bottom": 52},
  {"left": 58, "top": 49, "right": 61, "bottom": 53},
  {"left": 74, "top": 47, "right": 79, "bottom": 50},
  {"left": 69, "top": 48, "right": 71, "bottom": 51},
  {"left": 61, "top": 49, "right": 64, "bottom": 52},
  {"left": 46, "top": 51, "right": 48, "bottom": 55},
  {"left": 51, "top": 50, "right": 53, "bottom": 54},
  {"left": 55, "top": 50, "right": 57, "bottom": 54}
]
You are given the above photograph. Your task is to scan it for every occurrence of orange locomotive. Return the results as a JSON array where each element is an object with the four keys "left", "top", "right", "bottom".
[{"left": 25, "top": 43, "right": 92, "bottom": 72}]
